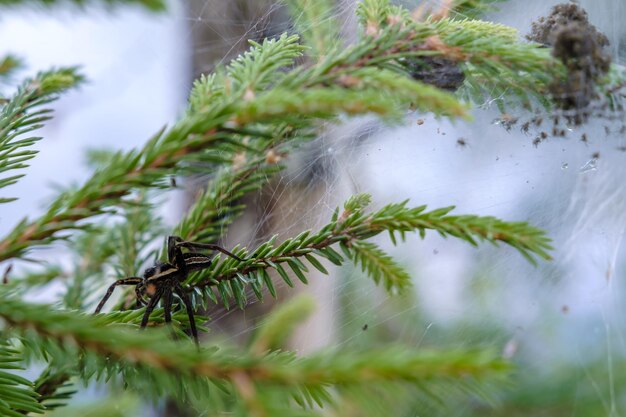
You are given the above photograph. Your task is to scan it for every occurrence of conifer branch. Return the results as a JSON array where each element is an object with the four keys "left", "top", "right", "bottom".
[
  {"left": 0, "top": 1, "right": 567, "bottom": 262},
  {"left": 225, "top": 34, "right": 307, "bottom": 96},
  {"left": 187, "top": 193, "right": 552, "bottom": 308},
  {"left": 0, "top": 31, "right": 461, "bottom": 262},
  {"left": 102, "top": 307, "right": 209, "bottom": 330},
  {"left": 250, "top": 294, "right": 317, "bottom": 354},
  {"left": 0, "top": 341, "right": 44, "bottom": 416},
  {"left": 282, "top": 0, "right": 339, "bottom": 55},
  {"left": 354, "top": 0, "right": 560, "bottom": 108},
  {"left": 0, "top": 289, "right": 509, "bottom": 405},
  {"left": 450, "top": 0, "right": 506, "bottom": 19},
  {"left": 0, "top": 67, "right": 83, "bottom": 204},
  {"left": 27, "top": 366, "right": 75, "bottom": 413},
  {"left": 0, "top": 55, "right": 22, "bottom": 80},
  {"left": 349, "top": 240, "right": 411, "bottom": 293}
]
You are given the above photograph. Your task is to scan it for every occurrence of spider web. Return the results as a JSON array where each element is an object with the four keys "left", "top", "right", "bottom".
[{"left": 2, "top": 0, "right": 626, "bottom": 416}]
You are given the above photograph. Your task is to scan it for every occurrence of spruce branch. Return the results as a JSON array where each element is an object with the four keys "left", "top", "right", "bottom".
[
  {"left": 226, "top": 34, "right": 306, "bottom": 96},
  {"left": 282, "top": 0, "right": 339, "bottom": 55},
  {"left": 449, "top": 0, "right": 506, "bottom": 19},
  {"left": 233, "top": 86, "right": 457, "bottom": 124},
  {"left": 0, "top": 0, "right": 577, "bottom": 264},
  {"left": 349, "top": 240, "right": 411, "bottom": 293},
  {"left": 186, "top": 193, "right": 552, "bottom": 309},
  {"left": 27, "top": 366, "right": 75, "bottom": 413},
  {"left": 101, "top": 307, "right": 209, "bottom": 330},
  {"left": 0, "top": 1, "right": 566, "bottom": 263},
  {"left": 0, "top": 30, "right": 462, "bottom": 262},
  {"left": 0, "top": 55, "right": 22, "bottom": 81},
  {"left": 250, "top": 294, "right": 317, "bottom": 354},
  {"left": 354, "top": 0, "right": 560, "bottom": 108},
  {"left": 0, "top": 67, "right": 83, "bottom": 204},
  {"left": 434, "top": 18, "right": 557, "bottom": 108},
  {"left": 0, "top": 341, "right": 44, "bottom": 416},
  {"left": 0, "top": 289, "right": 509, "bottom": 406},
  {"left": 366, "top": 199, "right": 553, "bottom": 263}
]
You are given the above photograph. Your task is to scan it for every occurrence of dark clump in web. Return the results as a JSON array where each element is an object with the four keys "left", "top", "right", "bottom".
[
  {"left": 527, "top": 3, "right": 608, "bottom": 48},
  {"left": 527, "top": 3, "right": 612, "bottom": 123},
  {"left": 403, "top": 56, "right": 465, "bottom": 91}
]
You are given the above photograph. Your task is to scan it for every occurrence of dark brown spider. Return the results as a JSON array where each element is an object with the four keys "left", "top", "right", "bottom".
[{"left": 94, "top": 236, "right": 243, "bottom": 344}]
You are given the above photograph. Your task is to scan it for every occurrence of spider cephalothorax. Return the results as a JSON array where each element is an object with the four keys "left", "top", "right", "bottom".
[{"left": 94, "top": 236, "right": 243, "bottom": 344}]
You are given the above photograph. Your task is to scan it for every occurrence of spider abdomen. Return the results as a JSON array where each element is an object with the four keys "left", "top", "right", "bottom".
[{"left": 144, "top": 261, "right": 178, "bottom": 282}]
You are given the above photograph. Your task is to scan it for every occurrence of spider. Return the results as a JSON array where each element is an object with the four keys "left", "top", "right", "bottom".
[{"left": 94, "top": 236, "right": 243, "bottom": 344}]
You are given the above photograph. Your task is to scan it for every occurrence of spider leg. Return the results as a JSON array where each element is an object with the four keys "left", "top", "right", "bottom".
[
  {"left": 167, "top": 236, "right": 184, "bottom": 265},
  {"left": 175, "top": 241, "right": 244, "bottom": 262},
  {"left": 182, "top": 252, "right": 214, "bottom": 272},
  {"left": 135, "top": 283, "right": 148, "bottom": 308},
  {"left": 163, "top": 287, "right": 173, "bottom": 324},
  {"left": 94, "top": 277, "right": 143, "bottom": 314},
  {"left": 173, "top": 281, "right": 199, "bottom": 345},
  {"left": 140, "top": 286, "right": 165, "bottom": 330},
  {"left": 162, "top": 286, "right": 183, "bottom": 342}
]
